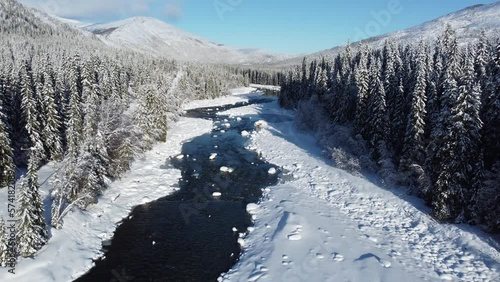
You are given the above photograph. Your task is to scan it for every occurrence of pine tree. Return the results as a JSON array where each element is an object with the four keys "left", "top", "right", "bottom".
[
  {"left": 474, "top": 31, "right": 489, "bottom": 94},
  {"left": 475, "top": 161, "right": 500, "bottom": 231},
  {"left": 400, "top": 42, "right": 428, "bottom": 177},
  {"left": 65, "top": 56, "right": 83, "bottom": 159},
  {"left": 392, "top": 77, "right": 406, "bottom": 157},
  {"left": 334, "top": 45, "right": 356, "bottom": 124},
  {"left": 458, "top": 54, "right": 484, "bottom": 220},
  {"left": 0, "top": 216, "right": 8, "bottom": 267},
  {"left": 301, "top": 57, "right": 308, "bottom": 86},
  {"left": 0, "top": 101, "right": 14, "bottom": 187},
  {"left": 430, "top": 48, "right": 483, "bottom": 222},
  {"left": 315, "top": 63, "right": 328, "bottom": 100},
  {"left": 430, "top": 67, "right": 459, "bottom": 221},
  {"left": 16, "top": 149, "right": 48, "bottom": 257},
  {"left": 82, "top": 61, "right": 100, "bottom": 152},
  {"left": 41, "top": 62, "right": 63, "bottom": 160},
  {"left": 384, "top": 41, "right": 405, "bottom": 158},
  {"left": 425, "top": 41, "right": 442, "bottom": 140},
  {"left": 481, "top": 40, "right": 500, "bottom": 169},
  {"left": 354, "top": 46, "right": 370, "bottom": 138},
  {"left": 20, "top": 60, "right": 41, "bottom": 150},
  {"left": 136, "top": 84, "right": 158, "bottom": 147},
  {"left": 367, "top": 58, "right": 389, "bottom": 161}
]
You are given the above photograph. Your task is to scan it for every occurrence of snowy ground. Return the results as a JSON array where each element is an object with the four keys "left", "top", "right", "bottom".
[
  {"left": 249, "top": 84, "right": 281, "bottom": 91},
  {"left": 184, "top": 87, "right": 261, "bottom": 110},
  {"left": 1, "top": 87, "right": 499, "bottom": 281},
  {"left": 217, "top": 101, "right": 500, "bottom": 282}
]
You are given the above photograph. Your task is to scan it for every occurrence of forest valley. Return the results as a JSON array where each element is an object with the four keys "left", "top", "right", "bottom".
[{"left": 0, "top": 0, "right": 498, "bottom": 270}]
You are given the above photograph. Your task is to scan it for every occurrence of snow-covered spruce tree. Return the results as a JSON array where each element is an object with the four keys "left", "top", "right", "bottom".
[
  {"left": 98, "top": 97, "right": 138, "bottom": 178},
  {"left": 425, "top": 27, "right": 460, "bottom": 205},
  {"left": 384, "top": 40, "right": 405, "bottom": 159},
  {"left": 20, "top": 60, "right": 40, "bottom": 147},
  {"left": 481, "top": 40, "right": 500, "bottom": 169},
  {"left": 474, "top": 31, "right": 490, "bottom": 95},
  {"left": 80, "top": 61, "right": 108, "bottom": 204},
  {"left": 401, "top": 45, "right": 415, "bottom": 110},
  {"left": 458, "top": 53, "right": 484, "bottom": 221},
  {"left": 429, "top": 47, "right": 483, "bottom": 222},
  {"left": 7, "top": 67, "right": 28, "bottom": 167},
  {"left": 400, "top": 41, "right": 428, "bottom": 188},
  {"left": 65, "top": 55, "right": 83, "bottom": 159},
  {"left": 392, "top": 77, "right": 406, "bottom": 156},
  {"left": 367, "top": 58, "right": 389, "bottom": 161},
  {"left": 301, "top": 57, "right": 308, "bottom": 86},
  {"left": 425, "top": 40, "right": 442, "bottom": 140},
  {"left": 354, "top": 45, "right": 370, "bottom": 139},
  {"left": 135, "top": 84, "right": 155, "bottom": 147},
  {"left": 0, "top": 102, "right": 15, "bottom": 187},
  {"left": 82, "top": 61, "right": 100, "bottom": 152},
  {"left": 315, "top": 62, "right": 328, "bottom": 100},
  {"left": 41, "top": 61, "right": 63, "bottom": 161},
  {"left": 474, "top": 161, "right": 500, "bottom": 231},
  {"left": 155, "top": 80, "right": 170, "bottom": 142},
  {"left": 16, "top": 148, "right": 48, "bottom": 257},
  {"left": 327, "top": 70, "right": 342, "bottom": 120},
  {"left": 308, "top": 60, "right": 317, "bottom": 93},
  {"left": 335, "top": 46, "right": 356, "bottom": 125},
  {"left": 428, "top": 66, "right": 459, "bottom": 220}
]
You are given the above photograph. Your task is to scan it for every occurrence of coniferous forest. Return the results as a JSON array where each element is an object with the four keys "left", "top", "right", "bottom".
[{"left": 279, "top": 27, "right": 500, "bottom": 231}]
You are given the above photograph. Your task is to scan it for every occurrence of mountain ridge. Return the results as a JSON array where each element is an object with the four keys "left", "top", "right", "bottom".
[
  {"left": 29, "top": 1, "right": 500, "bottom": 66},
  {"left": 78, "top": 16, "right": 288, "bottom": 64},
  {"left": 272, "top": 1, "right": 500, "bottom": 66}
]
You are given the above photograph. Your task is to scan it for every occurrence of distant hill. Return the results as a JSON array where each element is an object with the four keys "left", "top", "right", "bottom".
[{"left": 80, "top": 16, "right": 288, "bottom": 64}]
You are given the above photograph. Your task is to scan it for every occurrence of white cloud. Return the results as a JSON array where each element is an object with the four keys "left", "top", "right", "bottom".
[
  {"left": 164, "top": 0, "right": 183, "bottom": 22},
  {"left": 17, "top": 0, "right": 164, "bottom": 20}
]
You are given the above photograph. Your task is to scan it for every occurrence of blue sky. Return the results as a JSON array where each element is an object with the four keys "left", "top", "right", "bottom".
[{"left": 20, "top": 0, "right": 500, "bottom": 55}]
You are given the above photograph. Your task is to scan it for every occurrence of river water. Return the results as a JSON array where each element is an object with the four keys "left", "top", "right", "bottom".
[{"left": 75, "top": 94, "right": 284, "bottom": 282}]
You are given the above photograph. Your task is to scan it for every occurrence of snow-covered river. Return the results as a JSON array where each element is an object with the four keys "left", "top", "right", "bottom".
[
  {"left": 75, "top": 97, "right": 284, "bottom": 281},
  {"left": 1, "top": 87, "right": 498, "bottom": 282}
]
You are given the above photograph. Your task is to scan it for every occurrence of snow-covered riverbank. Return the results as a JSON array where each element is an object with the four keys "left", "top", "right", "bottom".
[{"left": 218, "top": 100, "right": 500, "bottom": 282}]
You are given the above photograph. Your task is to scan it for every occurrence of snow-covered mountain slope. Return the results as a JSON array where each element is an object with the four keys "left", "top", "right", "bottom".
[
  {"left": 82, "top": 17, "right": 286, "bottom": 64},
  {"left": 276, "top": 2, "right": 500, "bottom": 66},
  {"left": 51, "top": 15, "right": 92, "bottom": 29}
]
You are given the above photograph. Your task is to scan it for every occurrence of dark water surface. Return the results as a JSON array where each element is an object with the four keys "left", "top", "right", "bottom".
[{"left": 75, "top": 96, "right": 281, "bottom": 282}]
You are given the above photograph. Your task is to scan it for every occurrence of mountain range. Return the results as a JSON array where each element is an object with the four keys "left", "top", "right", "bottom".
[
  {"left": 277, "top": 2, "right": 500, "bottom": 65},
  {"left": 7, "top": 0, "right": 500, "bottom": 65}
]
